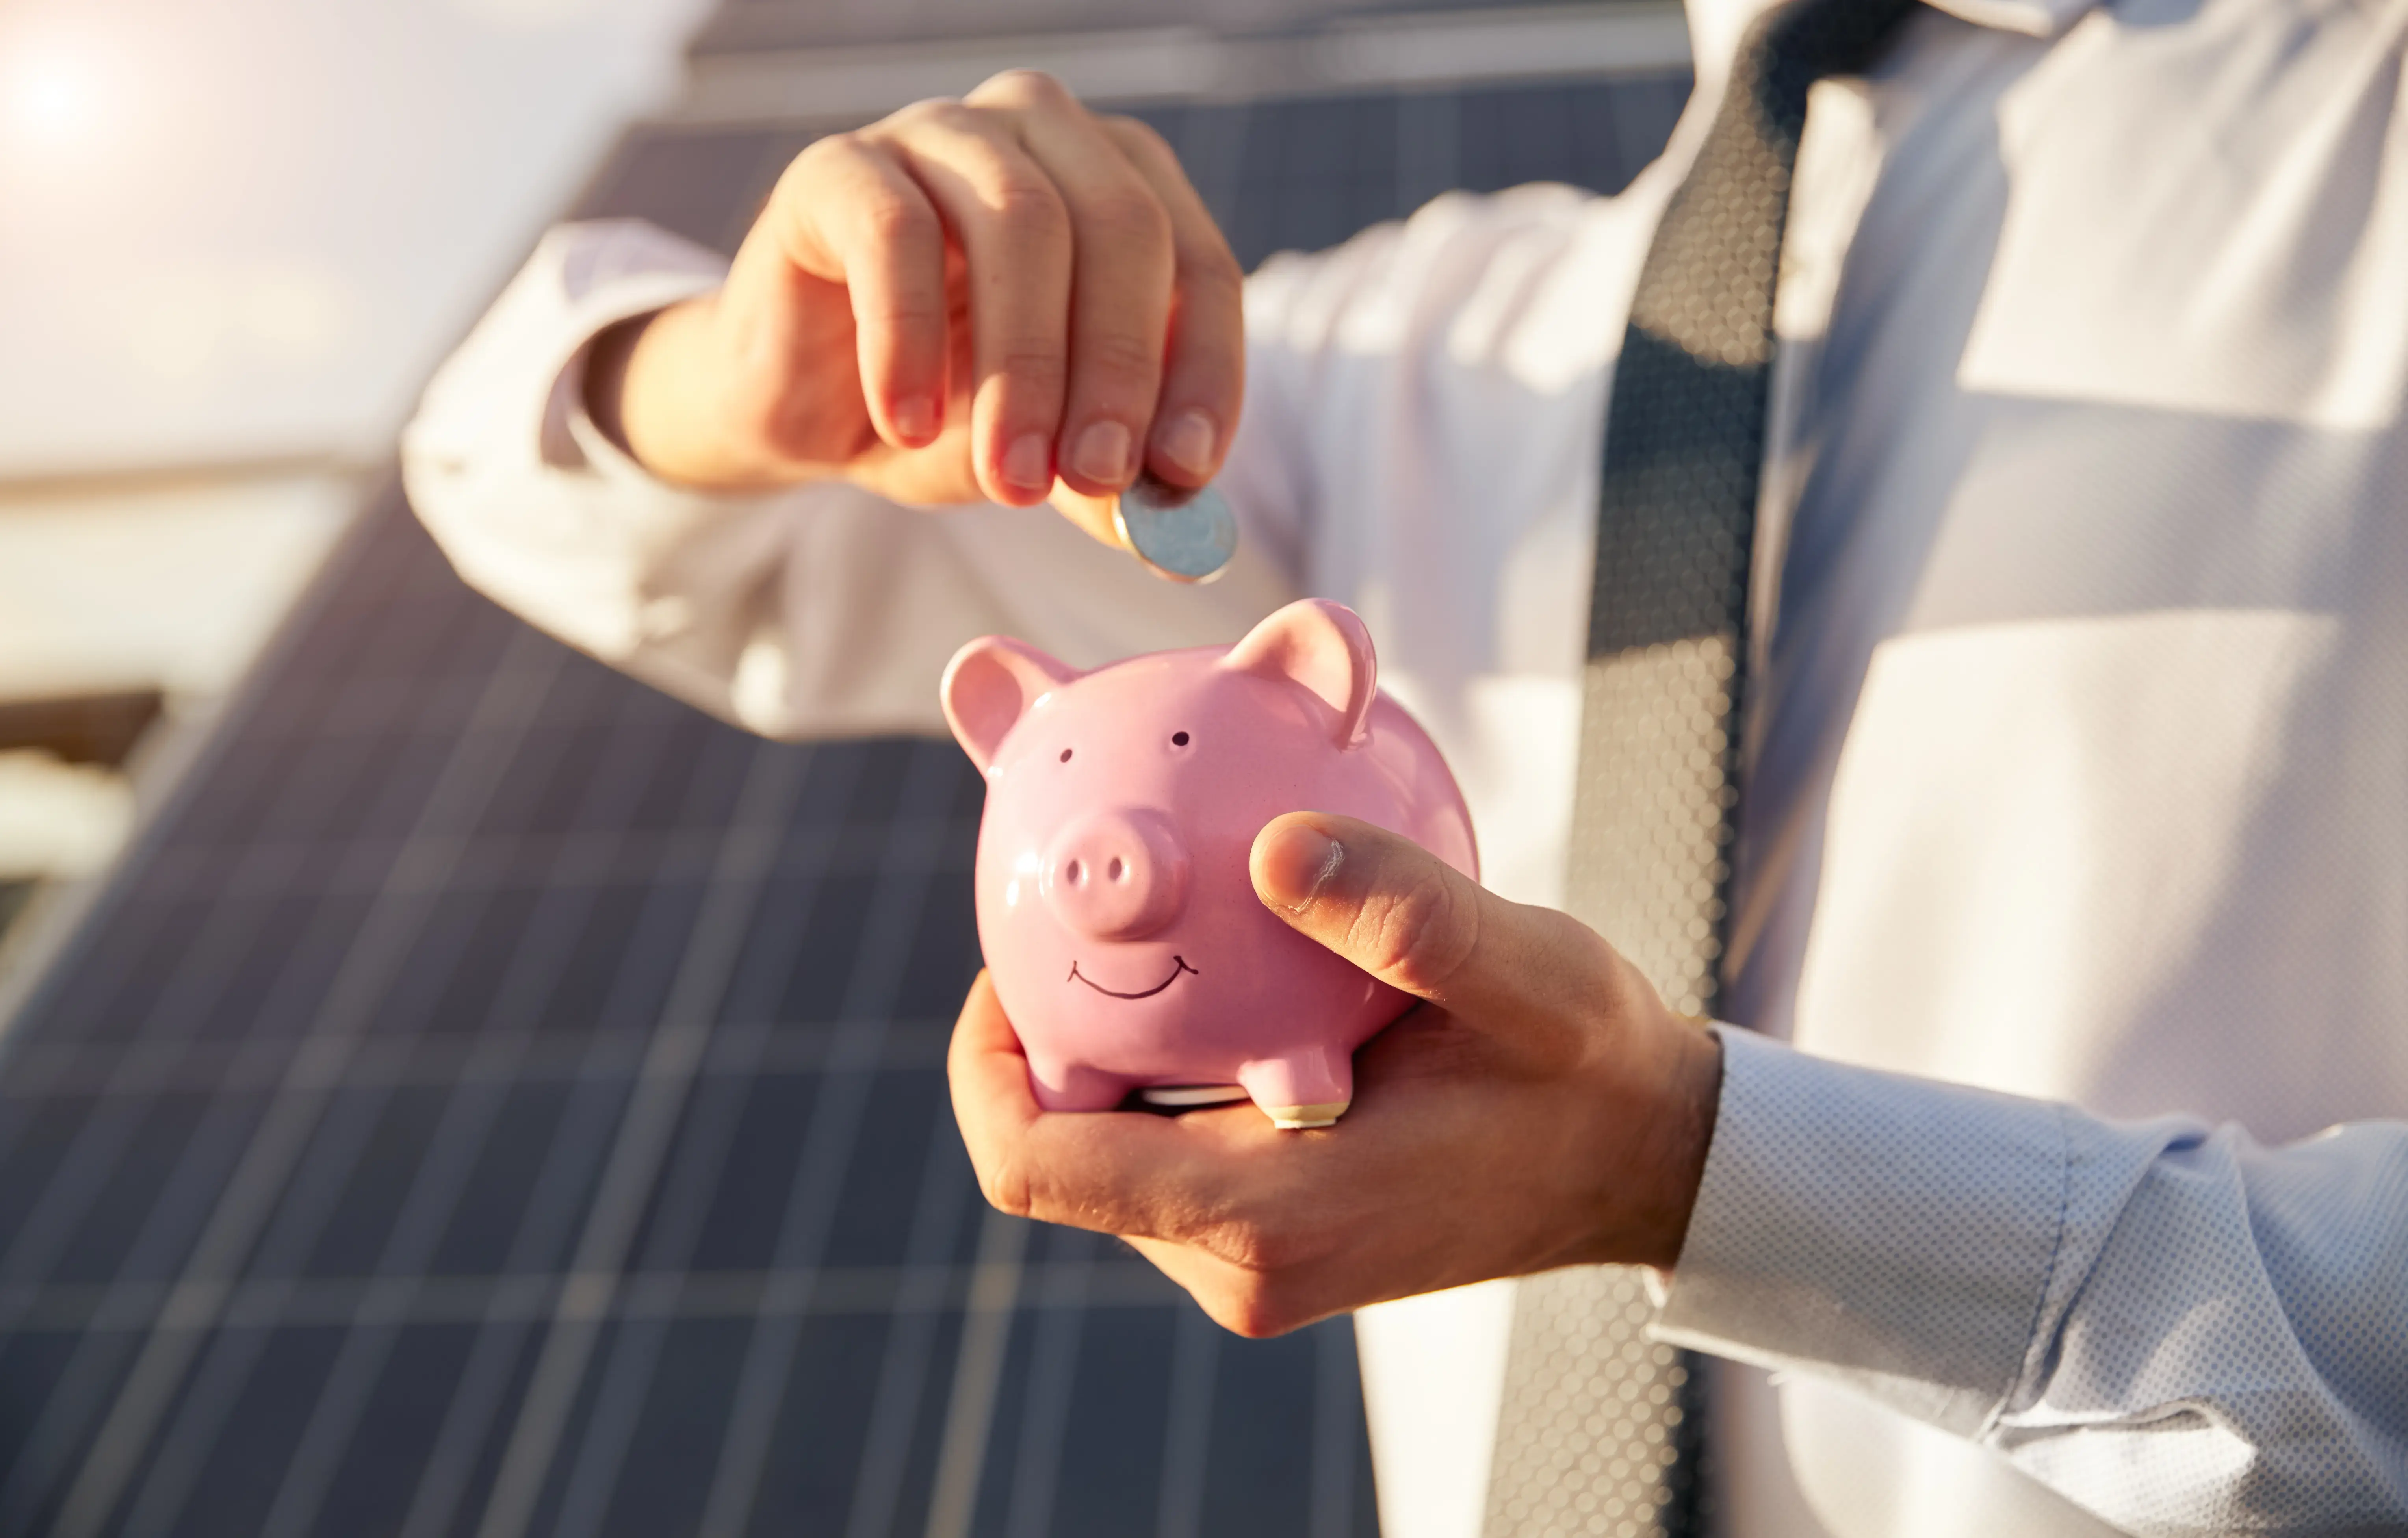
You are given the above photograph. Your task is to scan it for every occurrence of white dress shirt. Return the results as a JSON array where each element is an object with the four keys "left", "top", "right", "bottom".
[{"left": 402, "top": 0, "right": 2408, "bottom": 1530}]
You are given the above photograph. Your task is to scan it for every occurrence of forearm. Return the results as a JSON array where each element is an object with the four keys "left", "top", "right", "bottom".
[{"left": 1657, "top": 1029, "right": 2408, "bottom": 1533}]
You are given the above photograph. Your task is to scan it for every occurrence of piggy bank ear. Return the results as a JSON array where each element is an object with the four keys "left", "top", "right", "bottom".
[
  {"left": 1221, "top": 599, "right": 1378, "bottom": 749},
  {"left": 941, "top": 636, "right": 1081, "bottom": 774}
]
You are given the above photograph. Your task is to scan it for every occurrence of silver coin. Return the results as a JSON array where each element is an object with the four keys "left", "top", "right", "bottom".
[{"left": 1114, "top": 478, "right": 1238, "bottom": 583}]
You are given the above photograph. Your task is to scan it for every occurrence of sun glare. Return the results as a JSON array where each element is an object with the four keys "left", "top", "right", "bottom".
[{"left": 1, "top": 43, "right": 107, "bottom": 151}]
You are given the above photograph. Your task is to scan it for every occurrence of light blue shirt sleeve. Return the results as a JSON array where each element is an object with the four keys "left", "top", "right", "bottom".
[{"left": 1654, "top": 1026, "right": 2408, "bottom": 1535}]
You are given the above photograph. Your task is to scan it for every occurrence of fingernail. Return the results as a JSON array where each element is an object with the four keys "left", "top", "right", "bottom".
[
  {"left": 1156, "top": 410, "right": 1216, "bottom": 478},
  {"left": 1001, "top": 433, "right": 1052, "bottom": 494},
  {"left": 1071, "top": 420, "right": 1132, "bottom": 484},
  {"left": 892, "top": 396, "right": 937, "bottom": 444},
  {"left": 1260, "top": 824, "right": 1344, "bottom": 914}
]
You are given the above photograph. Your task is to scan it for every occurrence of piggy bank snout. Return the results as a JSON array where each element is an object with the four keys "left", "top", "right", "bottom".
[{"left": 1040, "top": 808, "right": 1190, "bottom": 941}]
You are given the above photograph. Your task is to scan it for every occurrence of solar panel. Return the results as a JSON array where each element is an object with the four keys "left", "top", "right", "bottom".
[
  {"left": 0, "top": 65, "right": 1684, "bottom": 1538},
  {"left": 689, "top": 0, "right": 1678, "bottom": 58}
]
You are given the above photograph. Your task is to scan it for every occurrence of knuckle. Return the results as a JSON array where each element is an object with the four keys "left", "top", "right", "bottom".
[
  {"left": 781, "top": 132, "right": 863, "bottom": 197},
  {"left": 856, "top": 188, "right": 936, "bottom": 247},
  {"left": 991, "top": 177, "right": 1071, "bottom": 240},
  {"left": 991, "top": 343, "right": 1069, "bottom": 399},
  {"left": 971, "top": 67, "right": 1074, "bottom": 109},
  {"left": 1352, "top": 867, "right": 1478, "bottom": 996},
  {"left": 1079, "top": 187, "right": 1172, "bottom": 250},
  {"left": 1075, "top": 330, "right": 1162, "bottom": 389},
  {"left": 974, "top": 1153, "right": 1035, "bottom": 1221},
  {"left": 887, "top": 95, "right": 973, "bottom": 134},
  {"left": 1205, "top": 1269, "right": 1309, "bottom": 1338},
  {"left": 1182, "top": 242, "right": 1245, "bottom": 298},
  {"left": 1101, "top": 113, "right": 1175, "bottom": 163},
  {"left": 1205, "top": 1213, "right": 1309, "bottom": 1277},
  {"left": 792, "top": 130, "right": 855, "bottom": 170},
  {"left": 1218, "top": 1291, "right": 1294, "bottom": 1340}
]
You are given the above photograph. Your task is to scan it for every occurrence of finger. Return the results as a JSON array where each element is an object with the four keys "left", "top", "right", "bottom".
[
  {"left": 979, "top": 75, "right": 1175, "bottom": 497},
  {"left": 947, "top": 970, "right": 1042, "bottom": 1187},
  {"left": 879, "top": 102, "right": 1073, "bottom": 506},
  {"left": 1099, "top": 115, "right": 1246, "bottom": 488},
  {"left": 1045, "top": 482, "right": 1128, "bottom": 549},
  {"left": 1250, "top": 812, "right": 1602, "bottom": 1019},
  {"left": 947, "top": 972, "right": 1266, "bottom": 1237},
  {"left": 1121, "top": 1235, "right": 1338, "bottom": 1339},
  {"left": 762, "top": 134, "right": 950, "bottom": 450}
]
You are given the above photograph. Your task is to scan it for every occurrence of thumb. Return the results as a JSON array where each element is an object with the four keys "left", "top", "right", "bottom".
[
  {"left": 1047, "top": 483, "right": 1133, "bottom": 552},
  {"left": 1249, "top": 811, "right": 1548, "bottom": 1019}
]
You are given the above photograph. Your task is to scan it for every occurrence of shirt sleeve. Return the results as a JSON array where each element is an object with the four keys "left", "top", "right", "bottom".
[
  {"left": 398, "top": 219, "right": 1302, "bottom": 740},
  {"left": 1655, "top": 1026, "right": 2408, "bottom": 1535}
]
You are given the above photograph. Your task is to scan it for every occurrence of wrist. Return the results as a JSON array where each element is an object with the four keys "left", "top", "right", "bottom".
[
  {"left": 1633, "top": 1022, "right": 1723, "bottom": 1269},
  {"left": 1569, "top": 982, "right": 1723, "bottom": 1273},
  {"left": 582, "top": 307, "right": 659, "bottom": 462},
  {"left": 587, "top": 295, "right": 799, "bottom": 492}
]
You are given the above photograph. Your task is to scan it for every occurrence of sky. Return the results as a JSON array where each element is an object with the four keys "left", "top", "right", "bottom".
[{"left": 0, "top": 0, "right": 715, "bottom": 477}]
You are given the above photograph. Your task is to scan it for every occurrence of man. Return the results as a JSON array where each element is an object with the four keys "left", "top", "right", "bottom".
[{"left": 403, "top": 0, "right": 2408, "bottom": 1527}]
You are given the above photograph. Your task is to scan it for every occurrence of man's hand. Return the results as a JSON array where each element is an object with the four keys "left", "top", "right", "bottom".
[
  {"left": 585, "top": 70, "right": 1245, "bottom": 545},
  {"left": 949, "top": 811, "right": 1725, "bottom": 1338}
]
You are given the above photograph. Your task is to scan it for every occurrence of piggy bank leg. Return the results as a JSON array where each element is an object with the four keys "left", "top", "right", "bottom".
[
  {"left": 1025, "top": 1057, "right": 1133, "bottom": 1113},
  {"left": 1236, "top": 1050, "right": 1352, "bottom": 1130}
]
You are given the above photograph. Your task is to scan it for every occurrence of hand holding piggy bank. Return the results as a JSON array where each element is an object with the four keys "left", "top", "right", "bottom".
[{"left": 941, "top": 599, "right": 1478, "bottom": 1128}]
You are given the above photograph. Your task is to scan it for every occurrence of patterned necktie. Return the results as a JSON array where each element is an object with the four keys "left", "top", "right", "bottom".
[{"left": 1483, "top": 0, "right": 1917, "bottom": 1532}]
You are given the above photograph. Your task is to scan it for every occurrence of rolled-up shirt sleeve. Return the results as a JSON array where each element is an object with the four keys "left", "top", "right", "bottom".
[{"left": 1655, "top": 1026, "right": 2408, "bottom": 1534}]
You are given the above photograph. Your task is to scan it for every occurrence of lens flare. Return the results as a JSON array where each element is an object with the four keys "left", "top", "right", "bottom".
[{"left": 1, "top": 42, "right": 106, "bottom": 150}]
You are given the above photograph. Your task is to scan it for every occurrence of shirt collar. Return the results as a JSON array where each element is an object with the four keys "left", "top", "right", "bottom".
[
  {"left": 1684, "top": 0, "right": 2097, "bottom": 74},
  {"left": 1921, "top": 0, "right": 2096, "bottom": 40}
]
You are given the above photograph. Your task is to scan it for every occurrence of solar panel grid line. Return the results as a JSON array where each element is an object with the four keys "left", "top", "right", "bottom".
[
  {"left": 112, "top": 999, "right": 516, "bottom": 1538},
  {"left": 394, "top": 721, "right": 794, "bottom": 1538},
  {"left": 113, "top": 1077, "right": 433, "bottom": 1535},
  {"left": 1153, "top": 1301, "right": 1222, "bottom": 1538},
  {"left": 533, "top": 757, "right": 872, "bottom": 1538},
  {"left": 53, "top": 919, "right": 501, "bottom": 1530},
  {"left": 468, "top": 738, "right": 816, "bottom": 1538},
  {"left": 249, "top": 677, "right": 720, "bottom": 1538},
  {"left": 0, "top": 870, "right": 353, "bottom": 1273},
  {"left": 1395, "top": 88, "right": 1463, "bottom": 216},
  {"left": 997, "top": 1230, "right": 1097, "bottom": 1538},
  {"left": 920, "top": 1207, "right": 1032, "bottom": 1538},
  {"left": 129, "top": 800, "right": 969, "bottom": 920},
  {"left": 538, "top": 1059, "right": 763, "bottom": 1538},
  {"left": 0, "top": 1256, "right": 1187, "bottom": 1340},
  {"left": 1163, "top": 97, "right": 1254, "bottom": 238},
  {"left": 1309, "top": 1310, "right": 1361, "bottom": 1538},
  {"left": 827, "top": 751, "right": 993, "bottom": 1538},
  {"left": 689, "top": 742, "right": 964, "bottom": 1538},
  {"left": 0, "top": 1014, "right": 957, "bottom": 1104},
  {"left": 13, "top": 629, "right": 569, "bottom": 1538},
  {"left": 836, "top": 1095, "right": 980, "bottom": 1538}
]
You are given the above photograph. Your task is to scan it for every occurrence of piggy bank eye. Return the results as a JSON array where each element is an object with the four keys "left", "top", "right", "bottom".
[
  {"left": 1171, "top": 731, "right": 1190, "bottom": 748},
  {"left": 1058, "top": 748, "right": 1073, "bottom": 763}
]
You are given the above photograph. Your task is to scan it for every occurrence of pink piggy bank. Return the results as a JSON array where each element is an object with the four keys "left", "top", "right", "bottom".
[{"left": 940, "top": 598, "right": 1478, "bottom": 1129}]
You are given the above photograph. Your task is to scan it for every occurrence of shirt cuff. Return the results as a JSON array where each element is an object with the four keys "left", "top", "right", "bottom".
[
  {"left": 539, "top": 228, "right": 730, "bottom": 485},
  {"left": 1651, "top": 1026, "right": 2072, "bottom": 1437}
]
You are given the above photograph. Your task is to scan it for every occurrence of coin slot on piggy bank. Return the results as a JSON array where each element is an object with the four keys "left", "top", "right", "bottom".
[{"left": 940, "top": 599, "right": 1478, "bottom": 1130}]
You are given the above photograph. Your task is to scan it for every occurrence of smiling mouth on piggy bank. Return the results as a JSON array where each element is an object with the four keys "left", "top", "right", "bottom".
[{"left": 1066, "top": 955, "right": 1200, "bottom": 1000}]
